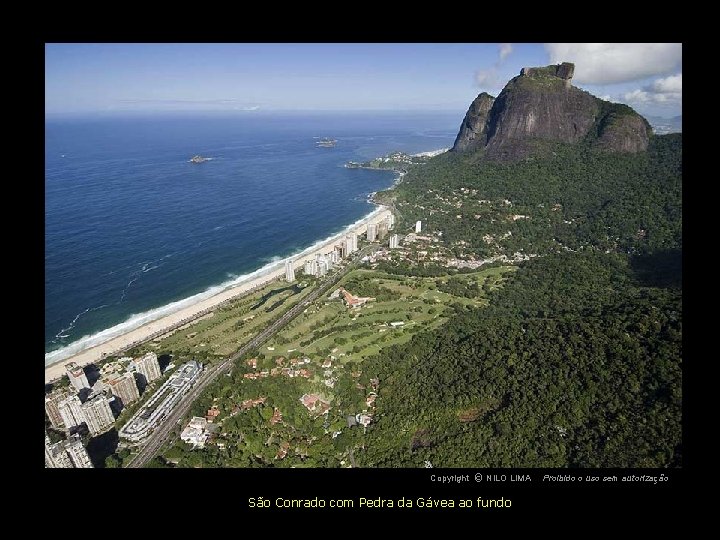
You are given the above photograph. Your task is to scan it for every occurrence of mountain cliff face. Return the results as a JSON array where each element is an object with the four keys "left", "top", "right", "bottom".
[
  {"left": 452, "top": 92, "right": 495, "bottom": 152},
  {"left": 451, "top": 62, "right": 652, "bottom": 160}
]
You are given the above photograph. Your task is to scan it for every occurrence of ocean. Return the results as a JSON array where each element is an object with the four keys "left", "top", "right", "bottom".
[{"left": 45, "top": 111, "right": 460, "bottom": 364}]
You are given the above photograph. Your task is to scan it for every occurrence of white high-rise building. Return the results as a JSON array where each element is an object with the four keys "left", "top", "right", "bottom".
[
  {"left": 366, "top": 223, "right": 377, "bottom": 242},
  {"left": 58, "top": 395, "right": 85, "bottom": 430},
  {"left": 285, "top": 260, "right": 295, "bottom": 282},
  {"left": 387, "top": 213, "right": 395, "bottom": 228},
  {"left": 318, "top": 258, "right": 328, "bottom": 277},
  {"left": 65, "top": 362, "right": 90, "bottom": 392},
  {"left": 64, "top": 435, "right": 94, "bottom": 468},
  {"left": 45, "top": 390, "right": 69, "bottom": 429},
  {"left": 378, "top": 221, "right": 389, "bottom": 240},
  {"left": 81, "top": 395, "right": 115, "bottom": 435},
  {"left": 347, "top": 233, "right": 358, "bottom": 253},
  {"left": 304, "top": 260, "right": 317, "bottom": 277},
  {"left": 108, "top": 372, "right": 140, "bottom": 408},
  {"left": 133, "top": 352, "right": 162, "bottom": 384},
  {"left": 45, "top": 432, "right": 94, "bottom": 468},
  {"left": 45, "top": 433, "right": 73, "bottom": 468},
  {"left": 415, "top": 220, "right": 422, "bottom": 233},
  {"left": 389, "top": 234, "right": 400, "bottom": 249}
]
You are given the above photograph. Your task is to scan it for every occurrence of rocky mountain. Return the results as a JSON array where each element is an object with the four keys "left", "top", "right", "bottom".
[
  {"left": 452, "top": 92, "right": 495, "bottom": 153},
  {"left": 451, "top": 62, "right": 652, "bottom": 160}
]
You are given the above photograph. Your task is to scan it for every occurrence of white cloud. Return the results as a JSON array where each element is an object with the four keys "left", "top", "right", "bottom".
[
  {"left": 499, "top": 43, "right": 513, "bottom": 62},
  {"left": 649, "top": 73, "right": 682, "bottom": 94},
  {"left": 475, "top": 69, "right": 499, "bottom": 87},
  {"left": 475, "top": 43, "right": 514, "bottom": 89},
  {"left": 545, "top": 43, "right": 682, "bottom": 84},
  {"left": 622, "top": 72, "right": 682, "bottom": 106}
]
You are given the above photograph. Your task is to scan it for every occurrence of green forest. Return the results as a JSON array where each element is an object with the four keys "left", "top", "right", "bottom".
[
  {"left": 359, "top": 135, "right": 682, "bottom": 467},
  {"left": 380, "top": 134, "right": 682, "bottom": 259}
]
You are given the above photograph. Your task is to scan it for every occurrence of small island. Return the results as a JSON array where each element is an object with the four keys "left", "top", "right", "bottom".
[
  {"left": 316, "top": 138, "right": 337, "bottom": 148},
  {"left": 189, "top": 155, "right": 211, "bottom": 164}
]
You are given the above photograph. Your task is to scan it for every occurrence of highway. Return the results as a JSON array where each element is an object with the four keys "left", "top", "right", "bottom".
[{"left": 125, "top": 245, "right": 377, "bottom": 468}]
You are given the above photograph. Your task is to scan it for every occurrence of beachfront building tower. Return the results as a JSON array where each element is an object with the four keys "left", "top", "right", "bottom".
[
  {"left": 304, "top": 259, "right": 317, "bottom": 277},
  {"left": 377, "top": 221, "right": 389, "bottom": 240},
  {"left": 133, "top": 352, "right": 162, "bottom": 385},
  {"left": 64, "top": 435, "right": 94, "bottom": 468},
  {"left": 389, "top": 234, "right": 400, "bottom": 249},
  {"left": 346, "top": 233, "right": 358, "bottom": 253},
  {"left": 415, "top": 220, "right": 422, "bottom": 233},
  {"left": 285, "top": 260, "right": 295, "bottom": 282},
  {"left": 58, "top": 394, "right": 85, "bottom": 431},
  {"left": 65, "top": 362, "right": 90, "bottom": 392},
  {"left": 387, "top": 213, "right": 395, "bottom": 229},
  {"left": 81, "top": 394, "right": 115, "bottom": 435},
  {"left": 367, "top": 223, "right": 377, "bottom": 242},
  {"left": 318, "top": 258, "right": 328, "bottom": 277},
  {"left": 108, "top": 372, "right": 140, "bottom": 408},
  {"left": 45, "top": 389, "right": 68, "bottom": 429}
]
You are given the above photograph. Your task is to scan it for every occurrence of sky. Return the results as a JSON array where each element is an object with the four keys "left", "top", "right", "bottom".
[{"left": 45, "top": 43, "right": 682, "bottom": 118}]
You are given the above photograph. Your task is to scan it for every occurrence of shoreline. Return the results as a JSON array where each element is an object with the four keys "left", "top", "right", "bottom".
[{"left": 45, "top": 204, "right": 393, "bottom": 384}]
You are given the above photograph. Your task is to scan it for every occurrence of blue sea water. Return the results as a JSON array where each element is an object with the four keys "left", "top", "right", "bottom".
[{"left": 45, "top": 111, "right": 460, "bottom": 363}]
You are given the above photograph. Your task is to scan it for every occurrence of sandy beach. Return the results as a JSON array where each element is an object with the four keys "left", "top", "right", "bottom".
[{"left": 45, "top": 207, "right": 393, "bottom": 384}]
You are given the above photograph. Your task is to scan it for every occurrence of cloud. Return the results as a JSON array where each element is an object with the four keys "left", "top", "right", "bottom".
[
  {"left": 545, "top": 43, "right": 682, "bottom": 84},
  {"left": 475, "top": 43, "right": 514, "bottom": 89},
  {"left": 622, "top": 73, "right": 682, "bottom": 105},
  {"left": 475, "top": 69, "right": 499, "bottom": 87},
  {"left": 649, "top": 73, "right": 682, "bottom": 94},
  {"left": 498, "top": 43, "right": 513, "bottom": 62}
]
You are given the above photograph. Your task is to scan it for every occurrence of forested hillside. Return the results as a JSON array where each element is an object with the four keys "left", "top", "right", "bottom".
[{"left": 362, "top": 135, "right": 682, "bottom": 467}]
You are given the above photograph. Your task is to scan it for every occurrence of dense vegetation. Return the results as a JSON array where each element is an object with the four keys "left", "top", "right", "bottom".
[
  {"left": 384, "top": 135, "right": 681, "bottom": 258},
  {"left": 358, "top": 251, "right": 681, "bottom": 467},
  {"left": 361, "top": 136, "right": 682, "bottom": 467}
]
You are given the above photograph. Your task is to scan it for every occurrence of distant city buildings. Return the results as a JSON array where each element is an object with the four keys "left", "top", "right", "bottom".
[
  {"left": 387, "top": 214, "right": 395, "bottom": 229},
  {"left": 108, "top": 372, "right": 140, "bottom": 407},
  {"left": 133, "top": 352, "right": 162, "bottom": 384},
  {"left": 180, "top": 416, "right": 210, "bottom": 448},
  {"left": 45, "top": 389, "right": 69, "bottom": 429},
  {"left": 415, "top": 220, "right": 422, "bottom": 233},
  {"left": 389, "top": 234, "right": 399, "bottom": 249},
  {"left": 58, "top": 394, "right": 85, "bottom": 430},
  {"left": 285, "top": 260, "right": 295, "bottom": 282},
  {"left": 367, "top": 223, "right": 377, "bottom": 242},
  {"left": 65, "top": 362, "right": 89, "bottom": 392},
  {"left": 81, "top": 394, "right": 115, "bottom": 435}
]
